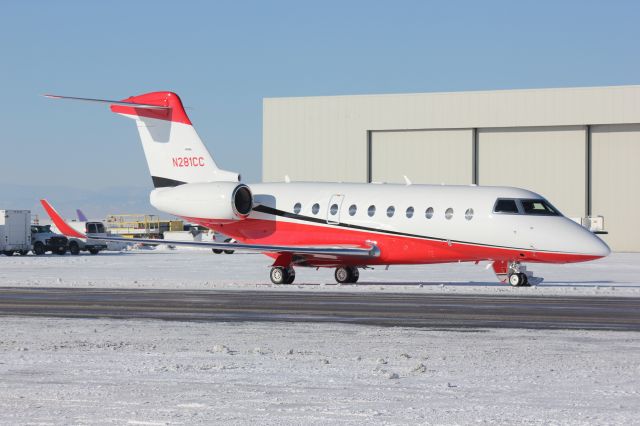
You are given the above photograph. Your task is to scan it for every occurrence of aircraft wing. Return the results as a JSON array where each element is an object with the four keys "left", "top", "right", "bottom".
[
  {"left": 86, "top": 234, "right": 380, "bottom": 258},
  {"left": 40, "top": 199, "right": 380, "bottom": 260}
]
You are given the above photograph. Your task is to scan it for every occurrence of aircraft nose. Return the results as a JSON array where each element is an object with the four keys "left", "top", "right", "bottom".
[{"left": 580, "top": 228, "right": 611, "bottom": 258}]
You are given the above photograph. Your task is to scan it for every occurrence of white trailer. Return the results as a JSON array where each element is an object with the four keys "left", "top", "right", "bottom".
[{"left": 0, "top": 210, "right": 31, "bottom": 256}]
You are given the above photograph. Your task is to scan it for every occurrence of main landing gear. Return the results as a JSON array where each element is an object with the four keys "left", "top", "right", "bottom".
[
  {"left": 269, "top": 265, "right": 361, "bottom": 285},
  {"left": 270, "top": 266, "right": 296, "bottom": 285},
  {"left": 334, "top": 266, "right": 359, "bottom": 284}
]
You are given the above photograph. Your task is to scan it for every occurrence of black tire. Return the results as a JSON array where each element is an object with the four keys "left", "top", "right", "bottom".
[
  {"left": 335, "top": 266, "right": 351, "bottom": 284},
  {"left": 284, "top": 267, "right": 296, "bottom": 284},
  {"left": 69, "top": 241, "right": 80, "bottom": 255},
  {"left": 519, "top": 273, "right": 529, "bottom": 286},
  {"left": 88, "top": 248, "right": 100, "bottom": 255},
  {"left": 509, "top": 273, "right": 522, "bottom": 287},
  {"left": 349, "top": 267, "right": 359, "bottom": 283},
  {"left": 18, "top": 250, "right": 29, "bottom": 256},
  {"left": 270, "top": 267, "right": 286, "bottom": 285},
  {"left": 33, "top": 242, "right": 46, "bottom": 256},
  {"left": 223, "top": 239, "right": 235, "bottom": 254},
  {"left": 212, "top": 249, "right": 223, "bottom": 254},
  {"left": 55, "top": 246, "right": 67, "bottom": 255}
]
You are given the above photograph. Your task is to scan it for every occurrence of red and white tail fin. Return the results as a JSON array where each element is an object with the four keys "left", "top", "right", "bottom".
[
  {"left": 44, "top": 92, "right": 240, "bottom": 188},
  {"left": 40, "top": 199, "right": 86, "bottom": 239}
]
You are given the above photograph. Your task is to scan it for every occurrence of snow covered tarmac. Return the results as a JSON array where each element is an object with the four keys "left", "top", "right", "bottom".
[
  {"left": 0, "top": 248, "right": 639, "bottom": 296},
  {"left": 1, "top": 250, "right": 639, "bottom": 423},
  {"left": 1, "top": 317, "right": 639, "bottom": 424}
]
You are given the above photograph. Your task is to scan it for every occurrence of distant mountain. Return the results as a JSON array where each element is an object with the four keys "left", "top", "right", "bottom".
[{"left": 0, "top": 183, "right": 168, "bottom": 221}]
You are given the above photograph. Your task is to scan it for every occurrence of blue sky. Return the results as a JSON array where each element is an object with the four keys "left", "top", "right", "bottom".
[{"left": 1, "top": 0, "right": 640, "bottom": 216}]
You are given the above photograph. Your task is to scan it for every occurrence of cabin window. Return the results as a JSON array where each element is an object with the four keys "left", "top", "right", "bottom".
[
  {"left": 465, "top": 208, "right": 474, "bottom": 220},
  {"left": 368, "top": 205, "right": 376, "bottom": 217},
  {"left": 387, "top": 206, "right": 395, "bottom": 218},
  {"left": 348, "top": 204, "right": 357, "bottom": 216},
  {"left": 406, "top": 206, "right": 414, "bottom": 218},
  {"left": 493, "top": 199, "right": 519, "bottom": 214},
  {"left": 521, "top": 199, "right": 560, "bottom": 216},
  {"left": 312, "top": 203, "right": 320, "bottom": 215},
  {"left": 293, "top": 202, "right": 301, "bottom": 214},
  {"left": 330, "top": 204, "right": 339, "bottom": 215},
  {"left": 445, "top": 208, "right": 454, "bottom": 220},
  {"left": 425, "top": 207, "right": 434, "bottom": 219}
]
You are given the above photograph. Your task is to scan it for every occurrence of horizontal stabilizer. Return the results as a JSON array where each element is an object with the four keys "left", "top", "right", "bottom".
[{"left": 44, "top": 94, "right": 171, "bottom": 109}]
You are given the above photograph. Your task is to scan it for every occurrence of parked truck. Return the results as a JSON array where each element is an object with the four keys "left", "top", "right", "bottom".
[
  {"left": 52, "top": 221, "right": 108, "bottom": 255},
  {"left": 31, "top": 225, "right": 68, "bottom": 255},
  {"left": 0, "top": 210, "right": 31, "bottom": 256}
]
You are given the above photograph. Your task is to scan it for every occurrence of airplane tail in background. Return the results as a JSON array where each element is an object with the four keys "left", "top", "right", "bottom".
[
  {"left": 45, "top": 92, "right": 240, "bottom": 188},
  {"left": 76, "top": 209, "right": 88, "bottom": 222}
]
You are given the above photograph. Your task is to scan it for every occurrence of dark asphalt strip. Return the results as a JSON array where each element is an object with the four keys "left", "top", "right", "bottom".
[{"left": 0, "top": 288, "right": 638, "bottom": 331}]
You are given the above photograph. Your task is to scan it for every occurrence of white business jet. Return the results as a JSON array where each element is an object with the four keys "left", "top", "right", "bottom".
[{"left": 43, "top": 92, "right": 610, "bottom": 286}]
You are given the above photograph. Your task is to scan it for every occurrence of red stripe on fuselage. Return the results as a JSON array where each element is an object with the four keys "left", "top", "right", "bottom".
[{"left": 183, "top": 216, "right": 602, "bottom": 266}]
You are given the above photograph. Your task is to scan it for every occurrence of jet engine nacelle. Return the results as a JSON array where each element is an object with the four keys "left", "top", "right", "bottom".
[{"left": 150, "top": 182, "right": 253, "bottom": 223}]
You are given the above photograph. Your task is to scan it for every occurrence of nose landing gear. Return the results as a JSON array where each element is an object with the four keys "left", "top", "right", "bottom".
[{"left": 493, "top": 261, "right": 544, "bottom": 287}]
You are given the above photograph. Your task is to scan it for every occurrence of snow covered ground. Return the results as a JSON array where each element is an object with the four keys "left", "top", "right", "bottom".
[
  {"left": 0, "top": 317, "right": 637, "bottom": 424},
  {"left": 1, "top": 248, "right": 639, "bottom": 296},
  {"left": 1, "top": 250, "right": 639, "bottom": 423}
]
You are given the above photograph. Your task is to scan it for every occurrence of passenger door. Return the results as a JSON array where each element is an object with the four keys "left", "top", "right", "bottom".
[{"left": 327, "top": 194, "right": 345, "bottom": 225}]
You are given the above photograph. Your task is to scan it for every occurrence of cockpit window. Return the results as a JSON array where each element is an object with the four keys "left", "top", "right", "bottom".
[
  {"left": 493, "top": 199, "right": 519, "bottom": 214},
  {"left": 521, "top": 199, "right": 559, "bottom": 216}
]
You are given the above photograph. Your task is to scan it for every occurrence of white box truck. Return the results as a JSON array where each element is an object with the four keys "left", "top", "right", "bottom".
[{"left": 0, "top": 210, "right": 31, "bottom": 256}]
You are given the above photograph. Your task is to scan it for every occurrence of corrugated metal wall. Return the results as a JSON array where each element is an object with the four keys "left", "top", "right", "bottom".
[
  {"left": 591, "top": 124, "right": 640, "bottom": 251},
  {"left": 477, "top": 126, "right": 586, "bottom": 218},
  {"left": 371, "top": 130, "right": 473, "bottom": 185}
]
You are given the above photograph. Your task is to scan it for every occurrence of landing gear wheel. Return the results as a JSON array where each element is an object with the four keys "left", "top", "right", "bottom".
[
  {"left": 88, "top": 248, "right": 100, "bottom": 255},
  {"left": 69, "top": 241, "right": 80, "bottom": 255},
  {"left": 55, "top": 246, "right": 67, "bottom": 255},
  {"left": 223, "top": 239, "right": 235, "bottom": 254},
  {"left": 509, "top": 273, "right": 522, "bottom": 287},
  {"left": 212, "top": 249, "right": 223, "bottom": 254},
  {"left": 284, "top": 267, "right": 295, "bottom": 284},
  {"left": 18, "top": 250, "right": 29, "bottom": 256},
  {"left": 270, "top": 267, "right": 294, "bottom": 285},
  {"left": 335, "top": 266, "right": 359, "bottom": 284},
  {"left": 33, "top": 242, "right": 45, "bottom": 256},
  {"left": 509, "top": 273, "right": 529, "bottom": 287}
]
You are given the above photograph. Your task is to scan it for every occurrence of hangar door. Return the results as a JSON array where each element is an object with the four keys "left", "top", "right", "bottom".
[
  {"left": 591, "top": 124, "right": 640, "bottom": 251},
  {"left": 478, "top": 126, "right": 587, "bottom": 219},
  {"left": 371, "top": 129, "right": 473, "bottom": 184}
]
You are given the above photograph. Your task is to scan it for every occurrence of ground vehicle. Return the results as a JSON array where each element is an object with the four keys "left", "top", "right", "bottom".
[
  {"left": 67, "top": 222, "right": 108, "bottom": 255},
  {"left": 0, "top": 210, "right": 31, "bottom": 256},
  {"left": 51, "top": 221, "right": 108, "bottom": 255},
  {"left": 31, "top": 225, "right": 68, "bottom": 255}
]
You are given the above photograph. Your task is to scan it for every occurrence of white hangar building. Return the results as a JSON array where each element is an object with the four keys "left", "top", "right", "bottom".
[{"left": 263, "top": 85, "right": 640, "bottom": 251}]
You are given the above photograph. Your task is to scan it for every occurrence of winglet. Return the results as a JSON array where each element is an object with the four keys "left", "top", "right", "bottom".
[{"left": 40, "top": 199, "right": 86, "bottom": 239}]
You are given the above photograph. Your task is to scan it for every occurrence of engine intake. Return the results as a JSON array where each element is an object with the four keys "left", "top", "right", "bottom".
[
  {"left": 150, "top": 182, "right": 253, "bottom": 223},
  {"left": 232, "top": 184, "right": 253, "bottom": 217}
]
